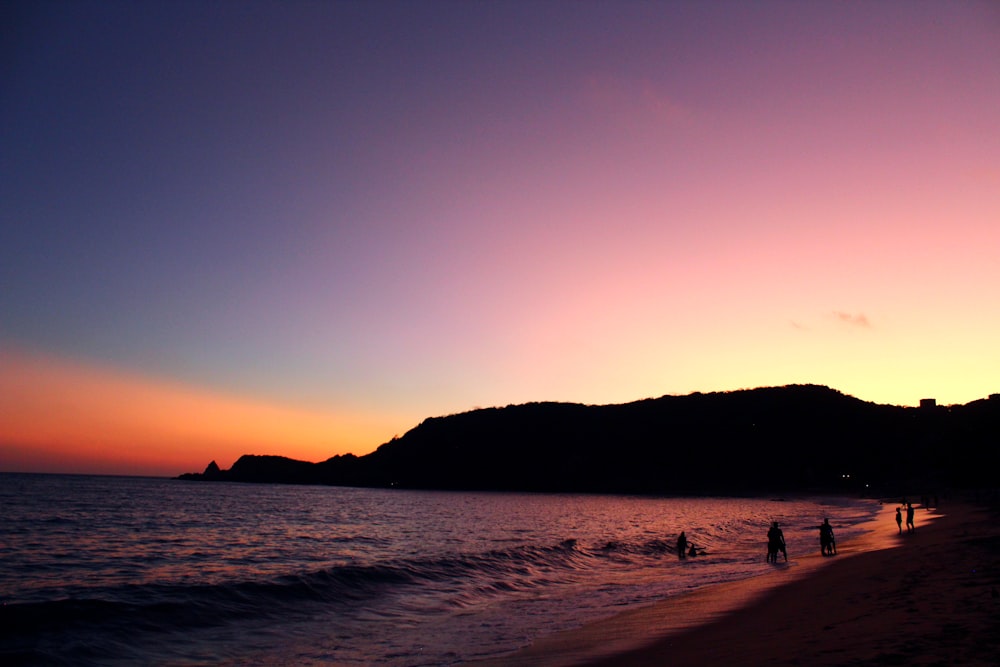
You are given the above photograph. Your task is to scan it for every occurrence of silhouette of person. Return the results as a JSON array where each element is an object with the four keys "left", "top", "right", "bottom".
[
  {"left": 818, "top": 518, "right": 836, "bottom": 556},
  {"left": 677, "top": 531, "right": 688, "bottom": 559},
  {"left": 906, "top": 503, "right": 915, "bottom": 533},
  {"left": 767, "top": 521, "right": 786, "bottom": 563},
  {"left": 895, "top": 507, "right": 903, "bottom": 534}
]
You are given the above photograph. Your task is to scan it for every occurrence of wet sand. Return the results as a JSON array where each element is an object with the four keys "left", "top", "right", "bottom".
[{"left": 474, "top": 499, "right": 1000, "bottom": 666}]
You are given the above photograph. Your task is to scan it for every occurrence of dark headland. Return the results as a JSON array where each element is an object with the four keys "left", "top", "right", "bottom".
[{"left": 178, "top": 385, "right": 997, "bottom": 495}]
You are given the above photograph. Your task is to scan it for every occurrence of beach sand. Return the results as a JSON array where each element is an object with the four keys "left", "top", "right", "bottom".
[{"left": 474, "top": 498, "right": 1000, "bottom": 666}]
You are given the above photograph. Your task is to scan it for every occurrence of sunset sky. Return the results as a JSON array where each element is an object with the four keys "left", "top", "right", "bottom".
[{"left": 3, "top": 1, "right": 999, "bottom": 476}]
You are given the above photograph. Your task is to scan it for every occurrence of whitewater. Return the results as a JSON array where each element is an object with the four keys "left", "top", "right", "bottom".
[{"left": 0, "top": 474, "right": 881, "bottom": 665}]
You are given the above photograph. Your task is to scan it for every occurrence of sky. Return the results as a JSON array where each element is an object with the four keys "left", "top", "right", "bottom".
[{"left": 2, "top": 1, "right": 999, "bottom": 476}]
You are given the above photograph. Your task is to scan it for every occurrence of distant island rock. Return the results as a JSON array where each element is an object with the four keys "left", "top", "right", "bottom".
[{"left": 177, "top": 385, "right": 998, "bottom": 494}]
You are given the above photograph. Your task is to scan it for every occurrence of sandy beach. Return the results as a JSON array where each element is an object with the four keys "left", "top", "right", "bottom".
[{"left": 476, "top": 498, "right": 999, "bottom": 667}]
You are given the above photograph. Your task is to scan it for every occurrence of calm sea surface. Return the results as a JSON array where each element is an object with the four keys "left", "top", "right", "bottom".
[{"left": 0, "top": 474, "right": 880, "bottom": 665}]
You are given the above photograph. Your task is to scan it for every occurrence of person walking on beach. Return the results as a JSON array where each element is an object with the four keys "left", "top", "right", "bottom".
[
  {"left": 676, "top": 531, "right": 688, "bottom": 559},
  {"left": 895, "top": 507, "right": 903, "bottom": 534},
  {"left": 906, "top": 503, "right": 915, "bottom": 533},
  {"left": 767, "top": 521, "right": 786, "bottom": 563}
]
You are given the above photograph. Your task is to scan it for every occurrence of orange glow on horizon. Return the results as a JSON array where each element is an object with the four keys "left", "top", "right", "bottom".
[{"left": 0, "top": 348, "right": 395, "bottom": 476}]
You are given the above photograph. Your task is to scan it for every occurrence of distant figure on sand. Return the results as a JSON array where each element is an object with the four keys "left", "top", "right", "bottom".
[
  {"left": 895, "top": 507, "right": 903, "bottom": 534},
  {"left": 767, "top": 521, "right": 786, "bottom": 563},
  {"left": 906, "top": 503, "right": 915, "bottom": 533},
  {"left": 677, "top": 531, "right": 688, "bottom": 559},
  {"left": 818, "top": 518, "right": 836, "bottom": 556}
]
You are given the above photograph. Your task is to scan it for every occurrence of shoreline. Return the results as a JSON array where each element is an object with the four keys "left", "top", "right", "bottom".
[{"left": 473, "top": 498, "right": 999, "bottom": 666}]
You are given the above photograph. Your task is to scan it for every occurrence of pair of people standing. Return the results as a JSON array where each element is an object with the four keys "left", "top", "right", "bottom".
[
  {"left": 766, "top": 519, "right": 834, "bottom": 561},
  {"left": 818, "top": 518, "right": 836, "bottom": 555}
]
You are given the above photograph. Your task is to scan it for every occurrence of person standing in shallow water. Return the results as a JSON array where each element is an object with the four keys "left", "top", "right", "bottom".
[
  {"left": 767, "top": 521, "right": 786, "bottom": 563},
  {"left": 906, "top": 503, "right": 915, "bottom": 533},
  {"left": 895, "top": 507, "right": 903, "bottom": 534},
  {"left": 676, "top": 531, "right": 688, "bottom": 559},
  {"left": 818, "top": 518, "right": 836, "bottom": 556}
]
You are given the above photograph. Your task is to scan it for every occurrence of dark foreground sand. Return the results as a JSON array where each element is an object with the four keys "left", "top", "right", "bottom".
[{"left": 475, "top": 499, "right": 1000, "bottom": 667}]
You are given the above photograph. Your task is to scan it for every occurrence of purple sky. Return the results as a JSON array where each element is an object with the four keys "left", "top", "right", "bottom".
[{"left": 2, "top": 1, "right": 999, "bottom": 473}]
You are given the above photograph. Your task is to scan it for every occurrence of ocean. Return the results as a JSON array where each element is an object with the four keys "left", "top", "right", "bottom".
[{"left": 0, "top": 474, "right": 881, "bottom": 666}]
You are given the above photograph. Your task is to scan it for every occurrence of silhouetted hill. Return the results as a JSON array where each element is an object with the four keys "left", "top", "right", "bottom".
[{"left": 178, "top": 385, "right": 999, "bottom": 495}]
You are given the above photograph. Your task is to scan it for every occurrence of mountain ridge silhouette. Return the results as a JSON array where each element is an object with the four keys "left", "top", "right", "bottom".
[{"left": 178, "top": 384, "right": 998, "bottom": 494}]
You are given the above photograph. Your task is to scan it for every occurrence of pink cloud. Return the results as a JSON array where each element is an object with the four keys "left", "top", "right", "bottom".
[{"left": 833, "top": 311, "right": 872, "bottom": 328}]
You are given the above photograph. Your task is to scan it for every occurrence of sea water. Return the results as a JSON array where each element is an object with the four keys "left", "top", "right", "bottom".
[{"left": 0, "top": 474, "right": 880, "bottom": 666}]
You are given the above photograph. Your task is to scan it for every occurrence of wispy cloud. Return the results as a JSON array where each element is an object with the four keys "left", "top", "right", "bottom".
[
  {"left": 833, "top": 311, "right": 872, "bottom": 328},
  {"left": 580, "top": 74, "right": 694, "bottom": 130}
]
